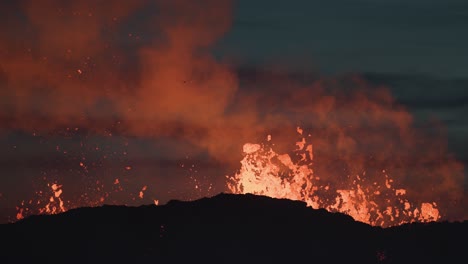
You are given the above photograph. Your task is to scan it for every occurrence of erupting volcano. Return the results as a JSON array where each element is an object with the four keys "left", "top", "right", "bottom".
[
  {"left": 1, "top": 0, "right": 466, "bottom": 228},
  {"left": 12, "top": 109, "right": 463, "bottom": 227}
]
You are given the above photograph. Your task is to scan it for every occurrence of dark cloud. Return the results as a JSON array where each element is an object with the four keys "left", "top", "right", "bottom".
[{"left": 220, "top": 0, "right": 468, "bottom": 78}]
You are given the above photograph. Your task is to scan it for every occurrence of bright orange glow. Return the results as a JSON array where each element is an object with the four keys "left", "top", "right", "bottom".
[
  {"left": 228, "top": 128, "right": 442, "bottom": 227},
  {"left": 16, "top": 183, "right": 67, "bottom": 220},
  {"left": 139, "top": 186, "right": 147, "bottom": 199}
]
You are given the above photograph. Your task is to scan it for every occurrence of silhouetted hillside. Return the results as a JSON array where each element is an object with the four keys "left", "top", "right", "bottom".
[{"left": 1, "top": 193, "right": 466, "bottom": 264}]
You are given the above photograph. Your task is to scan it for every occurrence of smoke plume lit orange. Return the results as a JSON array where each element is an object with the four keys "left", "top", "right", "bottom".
[{"left": 0, "top": 0, "right": 464, "bottom": 224}]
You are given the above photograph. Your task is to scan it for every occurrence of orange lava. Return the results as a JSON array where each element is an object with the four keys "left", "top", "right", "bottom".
[
  {"left": 139, "top": 186, "right": 147, "bottom": 199},
  {"left": 14, "top": 179, "right": 154, "bottom": 221},
  {"left": 16, "top": 183, "right": 66, "bottom": 220},
  {"left": 228, "top": 128, "right": 441, "bottom": 227}
]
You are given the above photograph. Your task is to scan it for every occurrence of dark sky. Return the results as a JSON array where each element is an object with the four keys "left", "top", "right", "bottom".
[
  {"left": 222, "top": 0, "right": 468, "bottom": 78},
  {"left": 0, "top": 0, "right": 466, "bottom": 223}
]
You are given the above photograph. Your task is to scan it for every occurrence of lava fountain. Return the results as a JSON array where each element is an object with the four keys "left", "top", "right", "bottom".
[
  {"left": 228, "top": 127, "right": 442, "bottom": 227},
  {"left": 16, "top": 183, "right": 66, "bottom": 220}
]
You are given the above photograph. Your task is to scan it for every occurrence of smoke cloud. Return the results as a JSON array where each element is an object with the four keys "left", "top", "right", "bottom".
[{"left": 0, "top": 0, "right": 464, "bottom": 221}]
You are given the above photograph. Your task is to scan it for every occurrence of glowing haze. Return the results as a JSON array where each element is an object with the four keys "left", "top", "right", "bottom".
[{"left": 0, "top": 0, "right": 465, "bottom": 225}]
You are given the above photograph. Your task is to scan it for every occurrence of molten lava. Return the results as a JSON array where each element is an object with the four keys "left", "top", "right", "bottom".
[
  {"left": 228, "top": 127, "right": 440, "bottom": 227},
  {"left": 16, "top": 183, "right": 66, "bottom": 220}
]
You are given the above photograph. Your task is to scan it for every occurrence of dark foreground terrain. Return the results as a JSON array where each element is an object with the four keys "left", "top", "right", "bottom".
[{"left": 1, "top": 193, "right": 466, "bottom": 264}]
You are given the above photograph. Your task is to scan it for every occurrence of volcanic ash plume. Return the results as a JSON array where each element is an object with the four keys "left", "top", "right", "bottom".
[
  {"left": 0, "top": 0, "right": 236, "bottom": 136},
  {"left": 0, "top": 0, "right": 464, "bottom": 224}
]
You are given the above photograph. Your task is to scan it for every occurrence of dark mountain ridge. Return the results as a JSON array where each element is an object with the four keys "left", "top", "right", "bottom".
[{"left": 1, "top": 193, "right": 466, "bottom": 264}]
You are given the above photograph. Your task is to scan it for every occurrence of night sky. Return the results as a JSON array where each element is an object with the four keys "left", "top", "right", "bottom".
[{"left": 0, "top": 0, "right": 467, "bottom": 223}]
